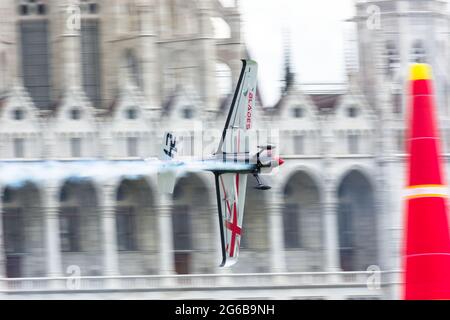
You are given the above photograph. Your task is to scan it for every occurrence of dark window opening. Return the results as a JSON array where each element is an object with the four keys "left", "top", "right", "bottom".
[
  {"left": 70, "top": 108, "right": 82, "bottom": 120},
  {"left": 60, "top": 207, "right": 81, "bottom": 252},
  {"left": 89, "top": 3, "right": 98, "bottom": 14},
  {"left": 37, "top": 4, "right": 46, "bottom": 15},
  {"left": 19, "top": 4, "right": 28, "bottom": 15},
  {"left": 20, "top": 20, "right": 51, "bottom": 109},
  {"left": 81, "top": 19, "right": 102, "bottom": 107},
  {"left": 338, "top": 202, "right": 354, "bottom": 271},
  {"left": 4, "top": 208, "right": 24, "bottom": 254},
  {"left": 116, "top": 206, "right": 137, "bottom": 251},
  {"left": 172, "top": 205, "right": 192, "bottom": 251},
  {"left": 283, "top": 203, "right": 301, "bottom": 248},
  {"left": 347, "top": 107, "right": 358, "bottom": 118},
  {"left": 126, "top": 108, "right": 138, "bottom": 120},
  {"left": 182, "top": 108, "right": 193, "bottom": 119},
  {"left": 13, "top": 108, "right": 25, "bottom": 120},
  {"left": 293, "top": 107, "right": 304, "bottom": 118}
]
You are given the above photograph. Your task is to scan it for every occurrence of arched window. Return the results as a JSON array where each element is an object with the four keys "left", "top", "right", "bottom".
[
  {"left": 59, "top": 180, "right": 99, "bottom": 254},
  {"left": 338, "top": 170, "right": 377, "bottom": 271},
  {"left": 282, "top": 171, "right": 322, "bottom": 268},
  {"left": 2, "top": 183, "right": 43, "bottom": 277}
]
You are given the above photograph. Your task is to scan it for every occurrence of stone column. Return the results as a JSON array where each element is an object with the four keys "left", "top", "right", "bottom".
[
  {"left": 323, "top": 181, "right": 341, "bottom": 271},
  {"left": 43, "top": 183, "right": 63, "bottom": 277},
  {"left": 321, "top": 112, "right": 341, "bottom": 272},
  {"left": 157, "top": 194, "right": 175, "bottom": 275},
  {"left": 99, "top": 183, "right": 119, "bottom": 276},
  {"left": 268, "top": 188, "right": 287, "bottom": 273}
]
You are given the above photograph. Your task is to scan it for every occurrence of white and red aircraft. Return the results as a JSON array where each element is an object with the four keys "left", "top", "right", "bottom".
[
  {"left": 156, "top": 60, "right": 284, "bottom": 267},
  {"left": 0, "top": 60, "right": 283, "bottom": 267}
]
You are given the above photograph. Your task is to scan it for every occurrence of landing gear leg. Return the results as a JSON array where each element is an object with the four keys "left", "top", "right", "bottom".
[{"left": 253, "top": 173, "right": 271, "bottom": 190}]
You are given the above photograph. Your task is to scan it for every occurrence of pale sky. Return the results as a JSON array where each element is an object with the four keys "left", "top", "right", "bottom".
[{"left": 239, "top": 0, "right": 355, "bottom": 106}]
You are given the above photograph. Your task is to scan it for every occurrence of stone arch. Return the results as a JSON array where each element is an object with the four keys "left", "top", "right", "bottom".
[
  {"left": 59, "top": 177, "right": 102, "bottom": 275},
  {"left": 337, "top": 169, "right": 378, "bottom": 271},
  {"left": 279, "top": 165, "right": 324, "bottom": 199},
  {"left": 2, "top": 181, "right": 45, "bottom": 277},
  {"left": 282, "top": 170, "right": 323, "bottom": 272},
  {"left": 335, "top": 164, "right": 376, "bottom": 193},
  {"left": 171, "top": 173, "right": 214, "bottom": 274},
  {"left": 115, "top": 176, "right": 157, "bottom": 274}
]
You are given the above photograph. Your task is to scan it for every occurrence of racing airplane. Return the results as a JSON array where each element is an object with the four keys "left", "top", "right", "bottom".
[
  {"left": 156, "top": 60, "right": 284, "bottom": 267},
  {"left": 0, "top": 60, "right": 283, "bottom": 267}
]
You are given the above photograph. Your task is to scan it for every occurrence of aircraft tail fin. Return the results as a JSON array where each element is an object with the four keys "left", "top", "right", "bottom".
[
  {"left": 157, "top": 132, "right": 178, "bottom": 194},
  {"left": 159, "top": 132, "right": 178, "bottom": 161}
]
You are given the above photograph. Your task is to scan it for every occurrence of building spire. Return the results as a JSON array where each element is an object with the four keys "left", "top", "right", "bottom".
[{"left": 282, "top": 28, "right": 294, "bottom": 96}]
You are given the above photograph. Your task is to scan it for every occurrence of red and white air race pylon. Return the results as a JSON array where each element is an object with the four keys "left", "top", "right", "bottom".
[{"left": 403, "top": 63, "right": 450, "bottom": 300}]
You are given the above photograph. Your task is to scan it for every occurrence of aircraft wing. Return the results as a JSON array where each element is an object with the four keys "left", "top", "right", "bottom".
[
  {"left": 213, "top": 60, "right": 257, "bottom": 267},
  {"left": 215, "top": 172, "right": 248, "bottom": 267},
  {"left": 216, "top": 60, "right": 258, "bottom": 158}
]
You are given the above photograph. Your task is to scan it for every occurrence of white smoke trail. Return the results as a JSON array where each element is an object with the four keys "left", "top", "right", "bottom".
[{"left": 0, "top": 159, "right": 253, "bottom": 187}]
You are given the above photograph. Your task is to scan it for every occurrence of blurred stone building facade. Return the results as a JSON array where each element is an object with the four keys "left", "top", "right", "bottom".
[{"left": 0, "top": 0, "right": 448, "bottom": 299}]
